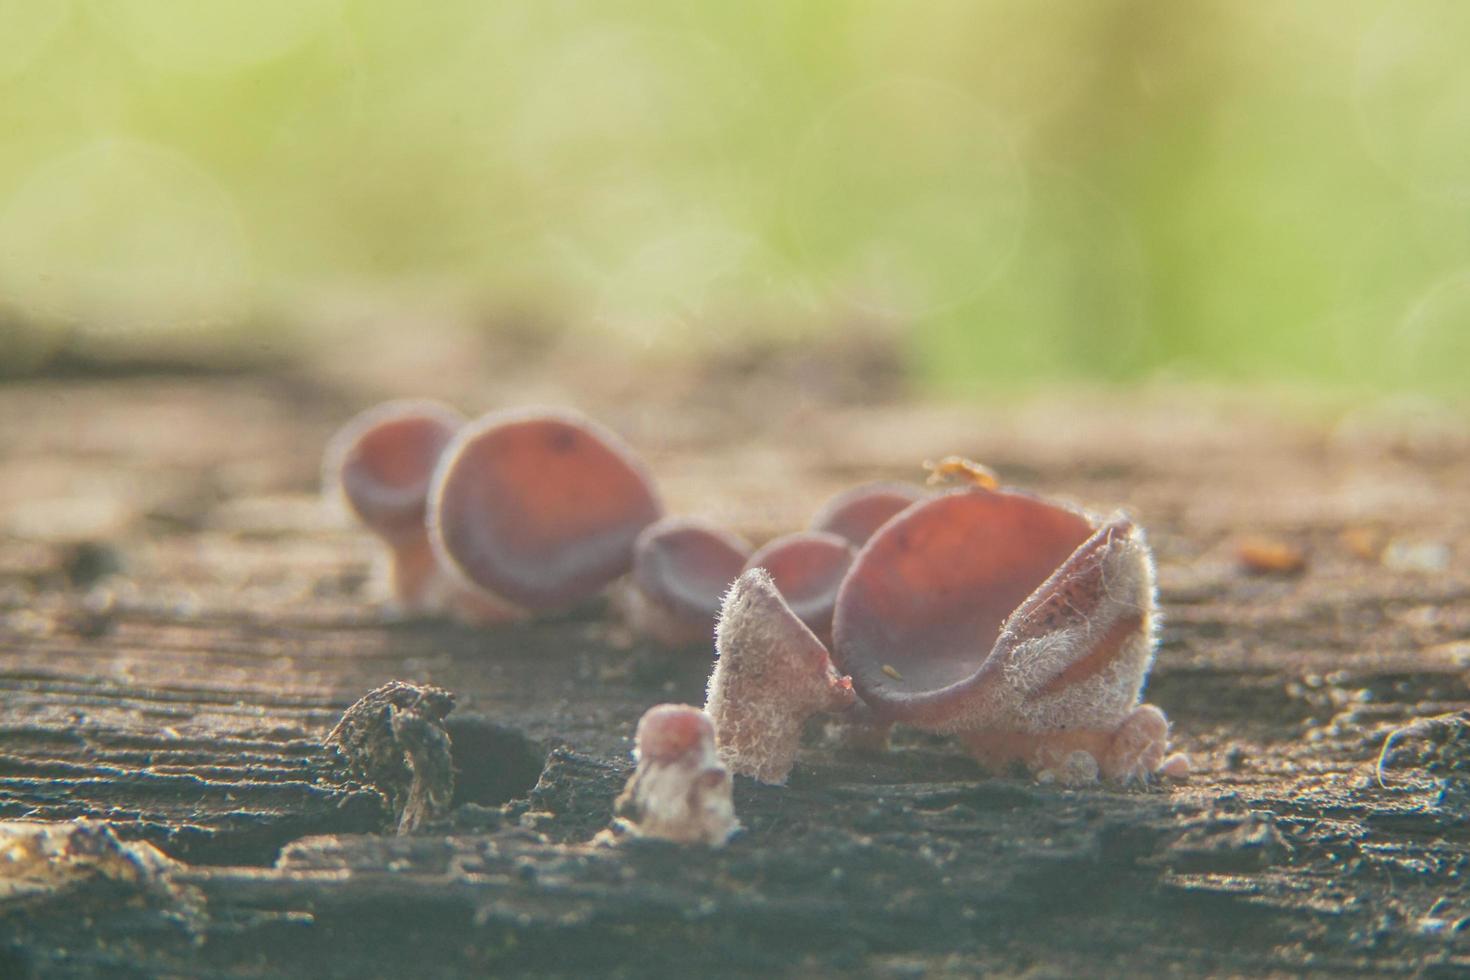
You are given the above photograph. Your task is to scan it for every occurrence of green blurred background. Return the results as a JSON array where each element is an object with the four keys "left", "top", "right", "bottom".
[{"left": 1, "top": 0, "right": 1467, "bottom": 395}]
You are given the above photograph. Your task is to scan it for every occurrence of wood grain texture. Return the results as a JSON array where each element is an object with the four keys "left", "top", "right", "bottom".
[{"left": 1, "top": 367, "right": 1467, "bottom": 977}]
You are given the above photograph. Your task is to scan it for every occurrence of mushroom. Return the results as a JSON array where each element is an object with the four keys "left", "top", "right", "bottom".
[
  {"left": 624, "top": 517, "right": 752, "bottom": 647},
  {"left": 810, "top": 481, "right": 928, "bottom": 546},
  {"left": 742, "top": 531, "right": 856, "bottom": 647},
  {"left": 705, "top": 569, "right": 857, "bottom": 784},
  {"left": 831, "top": 487, "right": 1182, "bottom": 783},
  {"left": 429, "top": 408, "right": 663, "bottom": 612},
  {"left": 613, "top": 703, "right": 737, "bottom": 846},
  {"left": 323, "top": 399, "right": 519, "bottom": 622}
]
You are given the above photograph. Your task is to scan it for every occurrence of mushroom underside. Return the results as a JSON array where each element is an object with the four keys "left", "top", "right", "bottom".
[{"left": 634, "top": 520, "right": 751, "bottom": 621}]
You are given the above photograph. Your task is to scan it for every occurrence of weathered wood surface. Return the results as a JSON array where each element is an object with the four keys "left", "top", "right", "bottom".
[{"left": 0, "top": 355, "right": 1467, "bottom": 977}]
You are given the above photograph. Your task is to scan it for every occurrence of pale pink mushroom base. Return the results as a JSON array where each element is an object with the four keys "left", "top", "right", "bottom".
[
  {"left": 370, "top": 533, "right": 525, "bottom": 624},
  {"left": 705, "top": 569, "right": 856, "bottom": 785},
  {"left": 958, "top": 703, "right": 1174, "bottom": 785},
  {"left": 384, "top": 534, "right": 445, "bottom": 610},
  {"left": 614, "top": 704, "right": 737, "bottom": 846}
]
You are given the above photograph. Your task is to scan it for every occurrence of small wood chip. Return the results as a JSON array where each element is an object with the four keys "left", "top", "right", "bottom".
[
  {"left": 1340, "top": 527, "right": 1382, "bottom": 561},
  {"left": 1236, "top": 537, "right": 1307, "bottom": 576}
]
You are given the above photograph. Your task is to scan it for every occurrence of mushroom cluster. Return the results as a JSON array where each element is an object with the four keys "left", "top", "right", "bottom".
[
  {"left": 325, "top": 401, "right": 662, "bottom": 623},
  {"left": 327, "top": 402, "right": 1184, "bottom": 792},
  {"left": 704, "top": 478, "right": 1186, "bottom": 786},
  {"left": 829, "top": 486, "right": 1187, "bottom": 784},
  {"left": 619, "top": 482, "right": 904, "bottom": 649}
]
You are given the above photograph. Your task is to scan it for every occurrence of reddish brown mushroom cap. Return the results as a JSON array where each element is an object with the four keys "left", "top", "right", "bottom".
[
  {"left": 632, "top": 518, "right": 752, "bottom": 627},
  {"left": 831, "top": 488, "right": 1097, "bottom": 728},
  {"left": 324, "top": 400, "right": 465, "bottom": 546},
  {"left": 809, "top": 481, "right": 928, "bottom": 546},
  {"left": 429, "top": 409, "right": 663, "bottom": 611},
  {"left": 742, "top": 530, "right": 856, "bottom": 641}
]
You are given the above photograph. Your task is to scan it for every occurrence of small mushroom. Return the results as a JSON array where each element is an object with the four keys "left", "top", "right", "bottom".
[
  {"left": 323, "top": 401, "right": 491, "bottom": 614},
  {"left": 429, "top": 409, "right": 663, "bottom": 612},
  {"left": 624, "top": 517, "right": 752, "bottom": 647},
  {"left": 832, "top": 487, "right": 1178, "bottom": 783},
  {"left": 613, "top": 703, "right": 737, "bottom": 846},
  {"left": 705, "top": 569, "right": 857, "bottom": 784},
  {"left": 809, "top": 481, "right": 927, "bottom": 546},
  {"left": 743, "top": 531, "right": 856, "bottom": 646}
]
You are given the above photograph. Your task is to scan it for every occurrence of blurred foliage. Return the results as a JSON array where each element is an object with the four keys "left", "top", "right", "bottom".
[{"left": 0, "top": 0, "right": 1467, "bottom": 394}]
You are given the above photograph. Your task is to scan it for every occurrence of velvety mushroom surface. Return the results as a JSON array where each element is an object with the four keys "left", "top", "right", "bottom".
[{"left": 706, "top": 568, "right": 856, "bottom": 784}]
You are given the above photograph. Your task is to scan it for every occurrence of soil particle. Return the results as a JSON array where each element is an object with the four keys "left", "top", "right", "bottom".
[{"left": 324, "top": 681, "right": 457, "bottom": 834}]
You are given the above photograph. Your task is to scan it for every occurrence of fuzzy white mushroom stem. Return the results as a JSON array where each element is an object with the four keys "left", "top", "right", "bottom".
[{"left": 705, "top": 569, "right": 856, "bottom": 785}]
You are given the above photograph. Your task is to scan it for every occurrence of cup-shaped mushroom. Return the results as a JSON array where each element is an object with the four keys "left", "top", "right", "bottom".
[
  {"left": 323, "top": 400, "right": 465, "bottom": 607},
  {"left": 429, "top": 409, "right": 663, "bottom": 612},
  {"left": 614, "top": 703, "right": 737, "bottom": 846},
  {"left": 705, "top": 569, "right": 857, "bottom": 785},
  {"left": 325, "top": 399, "right": 463, "bottom": 547},
  {"left": 626, "top": 518, "right": 752, "bottom": 647},
  {"left": 832, "top": 488, "right": 1168, "bottom": 780},
  {"left": 742, "top": 531, "right": 856, "bottom": 646},
  {"left": 809, "top": 481, "right": 927, "bottom": 546}
]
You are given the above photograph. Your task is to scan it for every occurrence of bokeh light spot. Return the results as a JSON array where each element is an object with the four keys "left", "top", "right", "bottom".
[
  {"left": 0, "top": 1, "right": 72, "bottom": 79},
  {"left": 91, "top": 0, "right": 345, "bottom": 76},
  {"left": 1397, "top": 271, "right": 1470, "bottom": 390},
  {"left": 788, "top": 77, "right": 1028, "bottom": 319},
  {"left": 1357, "top": 0, "right": 1470, "bottom": 203},
  {"left": 0, "top": 139, "right": 252, "bottom": 333}
]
